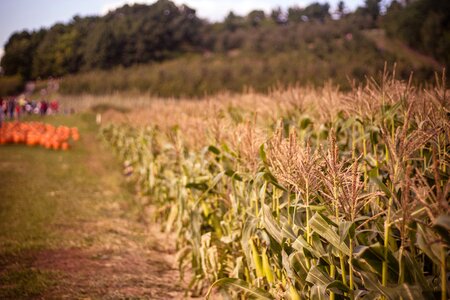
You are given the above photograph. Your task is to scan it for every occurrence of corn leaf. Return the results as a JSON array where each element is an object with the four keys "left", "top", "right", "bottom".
[
  {"left": 306, "top": 265, "right": 333, "bottom": 287},
  {"left": 433, "top": 214, "right": 450, "bottom": 246},
  {"left": 261, "top": 205, "right": 320, "bottom": 257},
  {"left": 403, "top": 252, "right": 433, "bottom": 293},
  {"left": 310, "top": 285, "right": 328, "bottom": 300},
  {"left": 416, "top": 224, "right": 441, "bottom": 265},
  {"left": 309, "top": 213, "right": 350, "bottom": 256},
  {"left": 339, "top": 221, "right": 355, "bottom": 243},
  {"left": 368, "top": 171, "right": 391, "bottom": 198},
  {"left": 208, "top": 145, "right": 221, "bottom": 155},
  {"left": 353, "top": 243, "right": 399, "bottom": 281},
  {"left": 206, "top": 278, "right": 273, "bottom": 300}
]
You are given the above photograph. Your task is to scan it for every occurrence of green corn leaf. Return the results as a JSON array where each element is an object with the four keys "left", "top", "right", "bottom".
[
  {"left": 394, "top": 284, "right": 426, "bottom": 300},
  {"left": 382, "top": 101, "right": 402, "bottom": 119},
  {"left": 299, "top": 116, "right": 312, "bottom": 130},
  {"left": 261, "top": 205, "right": 320, "bottom": 257},
  {"left": 186, "top": 182, "right": 209, "bottom": 191},
  {"left": 310, "top": 285, "right": 327, "bottom": 300},
  {"left": 403, "top": 252, "right": 433, "bottom": 295},
  {"left": 361, "top": 272, "right": 426, "bottom": 300},
  {"left": 197, "top": 171, "right": 225, "bottom": 201},
  {"left": 306, "top": 266, "right": 350, "bottom": 296},
  {"left": 311, "top": 234, "right": 328, "bottom": 259},
  {"left": 433, "top": 214, "right": 450, "bottom": 246},
  {"left": 282, "top": 250, "right": 296, "bottom": 281},
  {"left": 326, "top": 280, "right": 350, "bottom": 294},
  {"left": 339, "top": 221, "right": 356, "bottom": 243},
  {"left": 207, "top": 145, "right": 221, "bottom": 155},
  {"left": 416, "top": 224, "right": 441, "bottom": 265},
  {"left": 296, "top": 204, "right": 327, "bottom": 212},
  {"left": 225, "top": 169, "right": 243, "bottom": 181},
  {"left": 309, "top": 213, "right": 350, "bottom": 256},
  {"left": 262, "top": 171, "right": 287, "bottom": 191},
  {"left": 353, "top": 242, "right": 399, "bottom": 281},
  {"left": 206, "top": 278, "right": 274, "bottom": 300},
  {"left": 368, "top": 171, "right": 391, "bottom": 198},
  {"left": 306, "top": 265, "right": 333, "bottom": 287},
  {"left": 259, "top": 181, "right": 268, "bottom": 206},
  {"left": 360, "top": 272, "right": 393, "bottom": 300},
  {"left": 241, "top": 219, "right": 259, "bottom": 277},
  {"left": 318, "top": 212, "right": 338, "bottom": 228},
  {"left": 165, "top": 204, "right": 178, "bottom": 232},
  {"left": 259, "top": 143, "right": 268, "bottom": 166},
  {"left": 290, "top": 252, "right": 310, "bottom": 285}
]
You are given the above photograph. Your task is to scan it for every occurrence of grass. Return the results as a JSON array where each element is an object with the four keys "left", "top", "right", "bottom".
[
  {"left": 0, "top": 262, "right": 54, "bottom": 299},
  {"left": 0, "top": 113, "right": 142, "bottom": 298},
  {"left": 0, "top": 114, "right": 96, "bottom": 252}
]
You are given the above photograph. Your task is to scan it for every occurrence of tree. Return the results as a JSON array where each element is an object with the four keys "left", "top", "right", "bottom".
[
  {"left": 82, "top": 23, "right": 119, "bottom": 69},
  {"left": 337, "top": 1, "right": 345, "bottom": 18},
  {"left": 364, "top": 0, "right": 381, "bottom": 21},
  {"left": 224, "top": 12, "right": 244, "bottom": 31},
  {"left": 270, "top": 7, "right": 287, "bottom": 25},
  {"left": 0, "top": 30, "right": 45, "bottom": 79},
  {"left": 32, "top": 24, "right": 80, "bottom": 77},
  {"left": 247, "top": 10, "right": 265, "bottom": 27},
  {"left": 303, "top": 2, "right": 330, "bottom": 22},
  {"left": 382, "top": 0, "right": 450, "bottom": 66},
  {"left": 287, "top": 6, "right": 305, "bottom": 23}
]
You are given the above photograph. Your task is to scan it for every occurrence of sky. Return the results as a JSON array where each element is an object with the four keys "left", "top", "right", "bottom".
[{"left": 0, "top": 0, "right": 365, "bottom": 59}]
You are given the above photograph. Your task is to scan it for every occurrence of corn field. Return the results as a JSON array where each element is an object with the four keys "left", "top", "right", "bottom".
[{"left": 100, "top": 72, "right": 449, "bottom": 299}]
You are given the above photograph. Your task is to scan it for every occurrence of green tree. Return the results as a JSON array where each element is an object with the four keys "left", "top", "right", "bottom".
[
  {"left": 32, "top": 24, "right": 80, "bottom": 77},
  {"left": 247, "top": 10, "right": 265, "bottom": 27},
  {"left": 224, "top": 12, "right": 244, "bottom": 31},
  {"left": 82, "top": 23, "right": 119, "bottom": 69},
  {"left": 383, "top": 0, "right": 450, "bottom": 65},
  {"left": 287, "top": 6, "right": 305, "bottom": 23},
  {"left": 337, "top": 1, "right": 345, "bottom": 18},
  {"left": 1, "top": 30, "right": 45, "bottom": 79},
  {"left": 364, "top": 0, "right": 381, "bottom": 21},
  {"left": 270, "top": 7, "right": 286, "bottom": 25},
  {"left": 303, "top": 2, "right": 330, "bottom": 22}
]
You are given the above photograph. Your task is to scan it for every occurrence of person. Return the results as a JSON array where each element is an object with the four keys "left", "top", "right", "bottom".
[
  {"left": 34, "top": 101, "right": 41, "bottom": 114},
  {"left": 50, "top": 100, "right": 59, "bottom": 114},
  {"left": 25, "top": 100, "right": 33, "bottom": 115},
  {"left": 7, "top": 98, "right": 15, "bottom": 120},
  {"left": 18, "top": 96, "right": 26, "bottom": 118},
  {"left": 0, "top": 99, "right": 5, "bottom": 127},
  {"left": 40, "top": 100, "right": 48, "bottom": 116}
]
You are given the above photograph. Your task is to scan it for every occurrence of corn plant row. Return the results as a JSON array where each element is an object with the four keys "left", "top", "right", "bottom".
[{"left": 101, "top": 73, "right": 449, "bottom": 299}]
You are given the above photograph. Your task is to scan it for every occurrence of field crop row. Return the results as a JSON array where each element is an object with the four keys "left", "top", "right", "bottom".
[{"left": 101, "top": 72, "right": 449, "bottom": 299}]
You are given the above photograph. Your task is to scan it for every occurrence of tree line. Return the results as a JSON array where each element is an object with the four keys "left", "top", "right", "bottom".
[{"left": 0, "top": 0, "right": 448, "bottom": 89}]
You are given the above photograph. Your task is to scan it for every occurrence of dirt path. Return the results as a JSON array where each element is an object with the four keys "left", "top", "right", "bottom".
[{"left": 0, "top": 114, "right": 186, "bottom": 299}]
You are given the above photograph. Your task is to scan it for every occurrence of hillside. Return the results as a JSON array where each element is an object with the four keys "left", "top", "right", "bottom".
[
  {"left": 0, "top": 0, "right": 449, "bottom": 97},
  {"left": 58, "top": 34, "right": 440, "bottom": 97},
  {"left": 363, "top": 29, "right": 441, "bottom": 70}
]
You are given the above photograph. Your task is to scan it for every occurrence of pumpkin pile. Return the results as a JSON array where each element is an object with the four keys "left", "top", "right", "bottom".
[{"left": 0, "top": 121, "right": 79, "bottom": 150}]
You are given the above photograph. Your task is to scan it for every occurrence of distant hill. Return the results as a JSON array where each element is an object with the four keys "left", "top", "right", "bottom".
[
  {"left": 0, "top": 0, "right": 448, "bottom": 97},
  {"left": 363, "top": 29, "right": 441, "bottom": 70}
]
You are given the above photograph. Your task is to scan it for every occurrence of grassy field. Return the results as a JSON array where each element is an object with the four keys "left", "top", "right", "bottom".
[
  {"left": 0, "top": 114, "right": 184, "bottom": 299},
  {"left": 0, "top": 114, "right": 103, "bottom": 252}
]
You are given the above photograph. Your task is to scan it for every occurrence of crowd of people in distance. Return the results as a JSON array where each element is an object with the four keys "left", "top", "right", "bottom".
[{"left": 0, "top": 97, "right": 59, "bottom": 127}]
